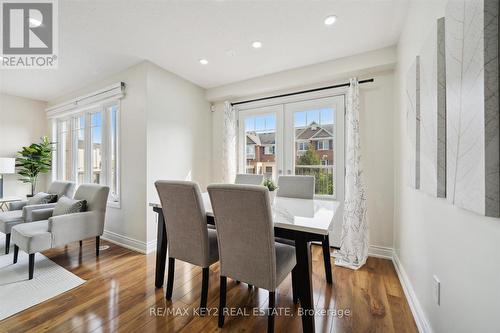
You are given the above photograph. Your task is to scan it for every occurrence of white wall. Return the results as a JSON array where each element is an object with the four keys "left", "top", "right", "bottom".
[
  {"left": 145, "top": 62, "right": 212, "bottom": 243},
  {"left": 48, "top": 62, "right": 149, "bottom": 249},
  {"left": 208, "top": 48, "right": 396, "bottom": 251},
  {"left": 0, "top": 93, "right": 48, "bottom": 197},
  {"left": 394, "top": 1, "right": 500, "bottom": 332},
  {"left": 47, "top": 61, "right": 211, "bottom": 252}
]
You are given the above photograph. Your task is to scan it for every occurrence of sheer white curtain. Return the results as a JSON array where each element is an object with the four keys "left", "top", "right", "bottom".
[
  {"left": 335, "top": 78, "right": 369, "bottom": 270},
  {"left": 222, "top": 101, "right": 237, "bottom": 183}
]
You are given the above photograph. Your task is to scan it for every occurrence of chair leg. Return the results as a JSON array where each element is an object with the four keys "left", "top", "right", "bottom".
[
  {"left": 28, "top": 253, "right": 35, "bottom": 280},
  {"left": 322, "top": 236, "right": 333, "bottom": 284},
  {"left": 79, "top": 240, "right": 83, "bottom": 247},
  {"left": 291, "top": 266, "right": 299, "bottom": 304},
  {"left": 268, "top": 291, "right": 276, "bottom": 333},
  {"left": 166, "top": 257, "right": 175, "bottom": 300},
  {"left": 200, "top": 267, "right": 209, "bottom": 314},
  {"left": 95, "top": 236, "right": 100, "bottom": 256},
  {"left": 13, "top": 245, "right": 19, "bottom": 264},
  {"left": 5, "top": 233, "right": 10, "bottom": 254},
  {"left": 218, "top": 276, "right": 227, "bottom": 328}
]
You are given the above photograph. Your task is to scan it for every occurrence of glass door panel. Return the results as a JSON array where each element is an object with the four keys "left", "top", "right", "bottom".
[
  {"left": 238, "top": 105, "right": 283, "bottom": 181},
  {"left": 284, "top": 96, "right": 344, "bottom": 199}
]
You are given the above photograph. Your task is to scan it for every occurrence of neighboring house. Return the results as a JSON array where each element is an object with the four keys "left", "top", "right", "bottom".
[{"left": 246, "top": 121, "right": 334, "bottom": 178}]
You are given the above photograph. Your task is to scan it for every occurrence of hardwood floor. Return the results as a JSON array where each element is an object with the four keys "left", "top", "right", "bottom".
[{"left": 0, "top": 240, "right": 418, "bottom": 333}]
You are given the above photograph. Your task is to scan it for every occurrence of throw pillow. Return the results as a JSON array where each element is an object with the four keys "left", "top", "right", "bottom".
[
  {"left": 27, "top": 192, "right": 58, "bottom": 205},
  {"left": 52, "top": 196, "right": 87, "bottom": 216}
]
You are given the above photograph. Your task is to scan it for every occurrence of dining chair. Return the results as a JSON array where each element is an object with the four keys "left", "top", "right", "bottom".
[
  {"left": 208, "top": 184, "right": 296, "bottom": 333},
  {"left": 234, "top": 173, "right": 264, "bottom": 185},
  {"left": 276, "top": 175, "right": 333, "bottom": 285},
  {"left": 154, "top": 180, "right": 219, "bottom": 311}
]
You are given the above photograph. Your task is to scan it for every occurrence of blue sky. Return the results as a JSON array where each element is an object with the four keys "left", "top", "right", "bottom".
[{"left": 245, "top": 108, "right": 335, "bottom": 132}]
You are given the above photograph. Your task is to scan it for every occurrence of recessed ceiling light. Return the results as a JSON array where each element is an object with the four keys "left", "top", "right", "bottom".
[
  {"left": 199, "top": 58, "right": 208, "bottom": 65},
  {"left": 252, "top": 41, "right": 262, "bottom": 49},
  {"left": 324, "top": 15, "right": 337, "bottom": 26}
]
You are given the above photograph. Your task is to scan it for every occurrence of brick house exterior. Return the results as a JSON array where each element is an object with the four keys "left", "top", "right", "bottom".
[{"left": 245, "top": 121, "right": 334, "bottom": 178}]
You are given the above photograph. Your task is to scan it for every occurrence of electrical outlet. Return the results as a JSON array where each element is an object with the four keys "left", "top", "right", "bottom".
[{"left": 433, "top": 275, "right": 441, "bottom": 305}]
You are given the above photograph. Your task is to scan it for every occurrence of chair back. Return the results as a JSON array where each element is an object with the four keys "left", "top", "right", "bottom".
[
  {"left": 234, "top": 174, "right": 264, "bottom": 185},
  {"left": 74, "top": 184, "right": 110, "bottom": 233},
  {"left": 208, "top": 184, "right": 277, "bottom": 290},
  {"left": 48, "top": 181, "right": 76, "bottom": 199},
  {"left": 155, "top": 180, "right": 212, "bottom": 267},
  {"left": 277, "top": 175, "right": 315, "bottom": 199}
]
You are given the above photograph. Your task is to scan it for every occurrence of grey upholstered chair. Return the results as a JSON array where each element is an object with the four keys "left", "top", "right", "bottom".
[
  {"left": 0, "top": 181, "right": 75, "bottom": 254},
  {"left": 11, "top": 184, "right": 109, "bottom": 279},
  {"left": 234, "top": 173, "right": 264, "bottom": 185},
  {"left": 208, "top": 184, "right": 296, "bottom": 333},
  {"left": 276, "top": 175, "right": 333, "bottom": 285},
  {"left": 276, "top": 175, "right": 315, "bottom": 199},
  {"left": 154, "top": 180, "right": 218, "bottom": 311}
]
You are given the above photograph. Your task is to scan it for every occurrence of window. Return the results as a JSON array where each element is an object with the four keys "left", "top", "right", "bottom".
[
  {"left": 238, "top": 95, "right": 344, "bottom": 199},
  {"left": 317, "top": 139, "right": 329, "bottom": 150},
  {"left": 58, "top": 120, "right": 72, "bottom": 181},
  {"left": 246, "top": 145, "right": 255, "bottom": 159},
  {"left": 55, "top": 100, "right": 120, "bottom": 205},
  {"left": 90, "top": 112, "right": 103, "bottom": 184},
  {"left": 241, "top": 111, "right": 278, "bottom": 177},
  {"left": 264, "top": 145, "right": 275, "bottom": 155},
  {"left": 74, "top": 115, "right": 86, "bottom": 184},
  {"left": 297, "top": 141, "right": 308, "bottom": 151}
]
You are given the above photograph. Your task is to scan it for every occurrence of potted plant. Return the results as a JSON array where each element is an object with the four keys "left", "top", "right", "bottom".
[
  {"left": 263, "top": 178, "right": 278, "bottom": 201},
  {"left": 16, "top": 136, "right": 54, "bottom": 197}
]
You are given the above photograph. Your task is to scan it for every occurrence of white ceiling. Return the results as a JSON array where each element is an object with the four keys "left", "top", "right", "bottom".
[{"left": 0, "top": 0, "right": 408, "bottom": 102}]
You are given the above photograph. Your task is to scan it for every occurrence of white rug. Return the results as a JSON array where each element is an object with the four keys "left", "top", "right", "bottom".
[{"left": 0, "top": 233, "right": 85, "bottom": 321}]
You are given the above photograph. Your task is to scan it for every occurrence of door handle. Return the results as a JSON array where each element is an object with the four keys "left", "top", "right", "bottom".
[
  {"left": 287, "top": 169, "right": 292, "bottom": 175},
  {"left": 278, "top": 169, "right": 283, "bottom": 175}
]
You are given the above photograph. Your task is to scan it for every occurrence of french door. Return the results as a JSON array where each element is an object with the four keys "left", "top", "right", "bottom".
[{"left": 237, "top": 94, "right": 345, "bottom": 246}]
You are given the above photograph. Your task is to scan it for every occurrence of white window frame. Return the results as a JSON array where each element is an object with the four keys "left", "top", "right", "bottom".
[
  {"left": 236, "top": 88, "right": 345, "bottom": 202},
  {"left": 53, "top": 99, "right": 121, "bottom": 207}
]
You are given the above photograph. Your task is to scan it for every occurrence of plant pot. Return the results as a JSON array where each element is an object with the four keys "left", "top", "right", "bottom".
[{"left": 269, "top": 190, "right": 276, "bottom": 203}]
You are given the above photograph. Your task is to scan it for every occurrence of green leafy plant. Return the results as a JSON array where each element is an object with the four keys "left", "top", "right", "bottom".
[
  {"left": 16, "top": 136, "right": 54, "bottom": 196},
  {"left": 263, "top": 178, "right": 278, "bottom": 192}
]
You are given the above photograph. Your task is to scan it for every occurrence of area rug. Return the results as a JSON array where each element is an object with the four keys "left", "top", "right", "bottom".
[{"left": 0, "top": 232, "right": 85, "bottom": 321}]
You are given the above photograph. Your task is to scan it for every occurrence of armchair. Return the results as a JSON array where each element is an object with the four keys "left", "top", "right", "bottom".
[
  {"left": 0, "top": 181, "right": 75, "bottom": 254},
  {"left": 11, "top": 184, "right": 109, "bottom": 279}
]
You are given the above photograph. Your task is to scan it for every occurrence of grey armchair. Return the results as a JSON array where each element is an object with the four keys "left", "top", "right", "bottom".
[
  {"left": 0, "top": 181, "right": 75, "bottom": 254},
  {"left": 208, "top": 184, "right": 296, "bottom": 333},
  {"left": 154, "top": 180, "right": 218, "bottom": 312},
  {"left": 234, "top": 173, "right": 264, "bottom": 185},
  {"left": 10, "top": 184, "right": 109, "bottom": 280}
]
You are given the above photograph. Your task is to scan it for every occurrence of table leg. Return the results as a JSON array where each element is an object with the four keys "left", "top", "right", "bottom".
[
  {"left": 155, "top": 209, "right": 167, "bottom": 288},
  {"left": 295, "top": 234, "right": 315, "bottom": 333}
]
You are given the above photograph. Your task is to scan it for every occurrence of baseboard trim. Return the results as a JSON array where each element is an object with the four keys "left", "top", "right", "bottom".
[
  {"left": 368, "top": 245, "right": 393, "bottom": 259},
  {"left": 392, "top": 252, "right": 433, "bottom": 333},
  {"left": 101, "top": 230, "right": 148, "bottom": 254}
]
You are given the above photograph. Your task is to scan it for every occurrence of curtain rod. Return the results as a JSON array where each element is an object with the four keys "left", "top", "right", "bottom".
[{"left": 230, "top": 78, "right": 374, "bottom": 107}]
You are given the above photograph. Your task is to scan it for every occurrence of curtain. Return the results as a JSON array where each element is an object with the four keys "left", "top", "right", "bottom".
[
  {"left": 335, "top": 78, "right": 369, "bottom": 270},
  {"left": 222, "top": 101, "right": 237, "bottom": 183}
]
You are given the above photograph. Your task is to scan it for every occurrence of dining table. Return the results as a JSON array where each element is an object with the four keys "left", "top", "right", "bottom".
[{"left": 149, "top": 192, "right": 340, "bottom": 333}]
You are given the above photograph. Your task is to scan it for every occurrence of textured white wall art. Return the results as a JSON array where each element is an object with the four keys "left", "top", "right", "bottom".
[
  {"left": 445, "top": 0, "right": 499, "bottom": 217},
  {"left": 419, "top": 17, "right": 447, "bottom": 198},
  {"left": 406, "top": 57, "right": 420, "bottom": 189}
]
